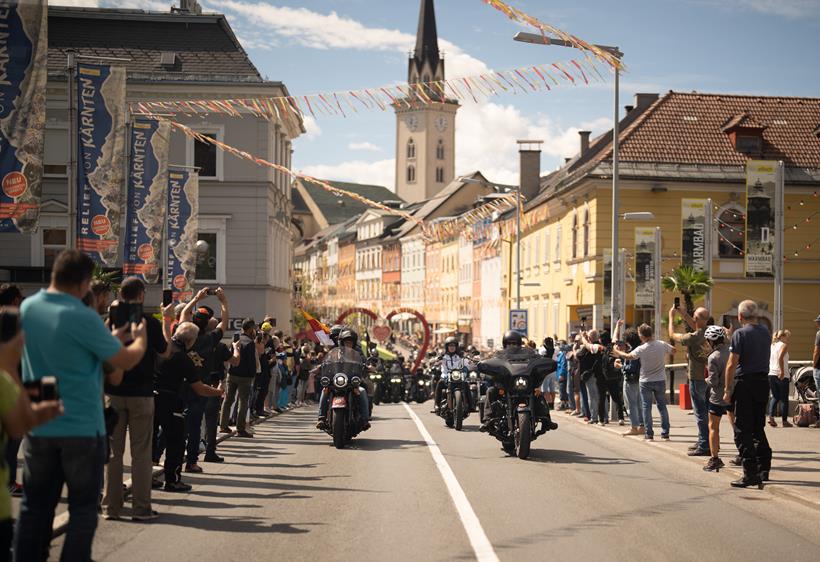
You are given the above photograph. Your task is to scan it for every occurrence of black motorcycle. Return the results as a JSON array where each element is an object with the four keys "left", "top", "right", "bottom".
[
  {"left": 319, "top": 347, "right": 366, "bottom": 449},
  {"left": 437, "top": 368, "right": 470, "bottom": 431},
  {"left": 478, "top": 349, "right": 555, "bottom": 459},
  {"left": 387, "top": 370, "right": 403, "bottom": 403},
  {"left": 415, "top": 373, "right": 431, "bottom": 403},
  {"left": 368, "top": 369, "right": 384, "bottom": 406}
]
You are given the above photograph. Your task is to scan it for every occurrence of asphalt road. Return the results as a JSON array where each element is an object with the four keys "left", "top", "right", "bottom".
[{"left": 54, "top": 403, "right": 820, "bottom": 562}]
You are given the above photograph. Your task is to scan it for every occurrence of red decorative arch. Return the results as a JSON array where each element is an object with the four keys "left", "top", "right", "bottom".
[
  {"left": 386, "top": 308, "right": 430, "bottom": 374},
  {"left": 335, "top": 307, "right": 379, "bottom": 325}
]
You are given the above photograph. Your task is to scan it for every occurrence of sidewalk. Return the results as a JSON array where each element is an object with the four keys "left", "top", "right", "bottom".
[{"left": 561, "top": 402, "right": 820, "bottom": 510}]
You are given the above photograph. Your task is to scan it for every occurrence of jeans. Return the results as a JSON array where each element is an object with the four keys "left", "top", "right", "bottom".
[
  {"left": 585, "top": 378, "right": 600, "bottom": 422},
  {"left": 579, "top": 378, "right": 590, "bottom": 418},
  {"left": 220, "top": 375, "right": 253, "bottom": 432},
  {"left": 624, "top": 380, "right": 644, "bottom": 428},
  {"left": 13, "top": 435, "right": 106, "bottom": 562},
  {"left": 566, "top": 375, "right": 576, "bottom": 410},
  {"left": 768, "top": 376, "right": 790, "bottom": 421},
  {"left": 102, "top": 395, "right": 155, "bottom": 517},
  {"left": 733, "top": 377, "right": 773, "bottom": 478},
  {"left": 640, "top": 380, "right": 670, "bottom": 438},
  {"left": 296, "top": 378, "right": 308, "bottom": 403},
  {"left": 185, "top": 394, "right": 207, "bottom": 465},
  {"left": 690, "top": 379, "right": 709, "bottom": 451}
]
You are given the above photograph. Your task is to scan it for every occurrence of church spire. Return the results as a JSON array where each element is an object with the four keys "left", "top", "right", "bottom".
[{"left": 409, "top": 0, "right": 443, "bottom": 84}]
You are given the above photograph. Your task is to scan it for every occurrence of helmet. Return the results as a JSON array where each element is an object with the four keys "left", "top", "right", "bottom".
[
  {"left": 329, "top": 324, "right": 344, "bottom": 346},
  {"left": 444, "top": 336, "right": 459, "bottom": 352},
  {"left": 704, "top": 325, "right": 726, "bottom": 342},
  {"left": 370, "top": 348, "right": 378, "bottom": 358},
  {"left": 502, "top": 330, "right": 523, "bottom": 348},
  {"left": 466, "top": 345, "right": 477, "bottom": 354},
  {"left": 339, "top": 328, "right": 358, "bottom": 348}
]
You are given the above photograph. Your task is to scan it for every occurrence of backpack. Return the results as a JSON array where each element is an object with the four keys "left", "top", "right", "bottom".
[{"left": 793, "top": 404, "right": 818, "bottom": 427}]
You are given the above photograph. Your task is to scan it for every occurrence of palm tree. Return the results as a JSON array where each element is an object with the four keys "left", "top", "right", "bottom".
[{"left": 661, "top": 265, "right": 713, "bottom": 317}]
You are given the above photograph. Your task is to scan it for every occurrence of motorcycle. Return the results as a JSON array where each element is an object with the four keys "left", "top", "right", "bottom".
[
  {"left": 387, "top": 371, "right": 404, "bottom": 403},
  {"left": 368, "top": 370, "right": 384, "bottom": 406},
  {"left": 415, "top": 374, "right": 431, "bottom": 403},
  {"left": 319, "top": 347, "right": 366, "bottom": 449},
  {"left": 437, "top": 368, "right": 470, "bottom": 431},
  {"left": 478, "top": 348, "right": 555, "bottom": 459},
  {"left": 468, "top": 369, "right": 480, "bottom": 413}
]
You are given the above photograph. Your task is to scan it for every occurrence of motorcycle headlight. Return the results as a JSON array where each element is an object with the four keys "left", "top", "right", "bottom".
[
  {"left": 320, "top": 376, "right": 331, "bottom": 388},
  {"left": 426, "top": 381, "right": 432, "bottom": 386},
  {"left": 334, "top": 374, "right": 348, "bottom": 388},
  {"left": 469, "top": 372, "right": 477, "bottom": 382},
  {"left": 376, "top": 374, "right": 382, "bottom": 380},
  {"left": 514, "top": 377, "right": 528, "bottom": 390},
  {"left": 391, "top": 378, "right": 401, "bottom": 383},
  {"left": 418, "top": 380, "right": 425, "bottom": 386},
  {"left": 351, "top": 376, "right": 361, "bottom": 388},
  {"left": 451, "top": 372, "right": 463, "bottom": 382}
]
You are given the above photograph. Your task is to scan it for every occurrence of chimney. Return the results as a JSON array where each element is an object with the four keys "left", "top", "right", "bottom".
[
  {"left": 634, "top": 93, "right": 659, "bottom": 111},
  {"left": 517, "top": 140, "right": 543, "bottom": 201},
  {"left": 624, "top": 105, "right": 634, "bottom": 114},
  {"left": 578, "top": 130, "right": 591, "bottom": 156}
]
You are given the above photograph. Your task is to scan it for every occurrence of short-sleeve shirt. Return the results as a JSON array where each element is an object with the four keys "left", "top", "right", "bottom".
[
  {"left": 21, "top": 290, "right": 122, "bottom": 437},
  {"left": 729, "top": 323, "right": 771, "bottom": 380},
  {"left": 188, "top": 328, "right": 223, "bottom": 384},
  {"left": 0, "top": 370, "right": 20, "bottom": 520},
  {"left": 106, "top": 314, "right": 167, "bottom": 397},
  {"left": 632, "top": 340, "right": 674, "bottom": 383},
  {"left": 815, "top": 330, "right": 820, "bottom": 368},
  {"left": 706, "top": 345, "right": 731, "bottom": 405},
  {"left": 155, "top": 342, "right": 201, "bottom": 396},
  {"left": 210, "top": 342, "right": 233, "bottom": 383},
  {"left": 679, "top": 328, "right": 709, "bottom": 381}
]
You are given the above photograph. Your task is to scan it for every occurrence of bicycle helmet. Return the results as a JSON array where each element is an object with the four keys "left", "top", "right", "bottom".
[{"left": 704, "top": 325, "right": 726, "bottom": 342}]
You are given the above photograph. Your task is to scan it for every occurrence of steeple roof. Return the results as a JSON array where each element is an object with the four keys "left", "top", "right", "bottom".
[{"left": 410, "top": 0, "right": 441, "bottom": 80}]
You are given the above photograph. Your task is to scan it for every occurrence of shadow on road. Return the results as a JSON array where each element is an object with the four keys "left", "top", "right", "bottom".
[
  {"left": 527, "top": 448, "right": 644, "bottom": 465},
  {"left": 153, "top": 512, "right": 323, "bottom": 534}
]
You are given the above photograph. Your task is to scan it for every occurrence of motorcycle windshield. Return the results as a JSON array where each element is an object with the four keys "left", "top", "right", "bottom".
[
  {"left": 321, "top": 347, "right": 364, "bottom": 379},
  {"left": 478, "top": 347, "right": 552, "bottom": 386}
]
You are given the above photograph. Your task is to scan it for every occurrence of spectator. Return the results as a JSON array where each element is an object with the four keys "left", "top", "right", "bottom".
[
  {"left": 253, "top": 327, "right": 274, "bottom": 418},
  {"left": 277, "top": 352, "right": 293, "bottom": 410},
  {"left": 767, "top": 330, "right": 792, "bottom": 428},
  {"left": 703, "top": 325, "right": 731, "bottom": 472},
  {"left": 14, "top": 250, "right": 148, "bottom": 562},
  {"left": 565, "top": 334, "right": 582, "bottom": 417},
  {"left": 296, "top": 351, "right": 312, "bottom": 406},
  {"left": 554, "top": 341, "right": 570, "bottom": 411},
  {"left": 0, "top": 285, "right": 22, "bottom": 308},
  {"left": 219, "top": 319, "right": 258, "bottom": 438},
  {"left": 723, "top": 300, "right": 772, "bottom": 488},
  {"left": 618, "top": 325, "right": 645, "bottom": 437},
  {"left": 669, "top": 305, "right": 712, "bottom": 456},
  {"left": 181, "top": 288, "right": 230, "bottom": 473},
  {"left": 265, "top": 334, "right": 282, "bottom": 413},
  {"left": 153, "top": 322, "right": 223, "bottom": 492},
  {"left": 612, "top": 323, "right": 675, "bottom": 441},
  {"left": 0, "top": 285, "right": 23, "bottom": 503},
  {"left": 813, "top": 315, "right": 820, "bottom": 428},
  {"left": 102, "top": 277, "right": 173, "bottom": 522},
  {"left": 89, "top": 279, "right": 112, "bottom": 317},
  {"left": 203, "top": 334, "right": 239, "bottom": 463},
  {"left": 577, "top": 330, "right": 604, "bottom": 424},
  {"left": 599, "top": 330, "right": 625, "bottom": 426}
]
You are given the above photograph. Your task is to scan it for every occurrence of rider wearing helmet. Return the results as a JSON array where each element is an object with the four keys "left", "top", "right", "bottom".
[
  {"left": 435, "top": 336, "right": 474, "bottom": 414},
  {"left": 703, "top": 325, "right": 730, "bottom": 472},
  {"left": 316, "top": 327, "right": 371, "bottom": 431},
  {"left": 329, "top": 324, "right": 344, "bottom": 347}
]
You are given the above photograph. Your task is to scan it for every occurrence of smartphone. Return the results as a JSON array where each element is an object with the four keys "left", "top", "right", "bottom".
[
  {"left": 128, "top": 303, "right": 143, "bottom": 325},
  {"left": 162, "top": 289, "right": 173, "bottom": 307},
  {"left": 40, "top": 376, "right": 59, "bottom": 401},
  {"left": 233, "top": 332, "right": 241, "bottom": 343},
  {"left": 674, "top": 297, "right": 680, "bottom": 309},
  {"left": 0, "top": 308, "right": 19, "bottom": 342},
  {"left": 206, "top": 288, "right": 216, "bottom": 296},
  {"left": 111, "top": 302, "right": 143, "bottom": 328}
]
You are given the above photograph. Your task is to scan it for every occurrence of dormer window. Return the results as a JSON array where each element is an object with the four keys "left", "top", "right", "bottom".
[
  {"left": 721, "top": 113, "right": 766, "bottom": 155},
  {"left": 736, "top": 135, "right": 762, "bottom": 154}
]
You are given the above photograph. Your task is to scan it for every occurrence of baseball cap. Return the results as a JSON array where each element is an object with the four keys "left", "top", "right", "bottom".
[
  {"left": 192, "top": 305, "right": 214, "bottom": 324},
  {"left": 261, "top": 322, "right": 273, "bottom": 333}
]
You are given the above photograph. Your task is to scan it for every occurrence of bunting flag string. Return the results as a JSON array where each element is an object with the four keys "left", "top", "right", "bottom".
[
  {"left": 423, "top": 193, "right": 519, "bottom": 242},
  {"left": 480, "top": 0, "right": 624, "bottom": 70},
  {"left": 163, "top": 120, "right": 425, "bottom": 227},
  {"left": 130, "top": 58, "right": 602, "bottom": 123}
]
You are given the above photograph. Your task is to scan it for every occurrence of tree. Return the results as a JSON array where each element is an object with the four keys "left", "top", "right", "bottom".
[{"left": 661, "top": 265, "right": 713, "bottom": 317}]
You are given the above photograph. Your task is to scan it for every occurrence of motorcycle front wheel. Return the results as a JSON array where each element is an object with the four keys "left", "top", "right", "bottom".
[
  {"left": 516, "top": 411, "right": 532, "bottom": 459},
  {"left": 454, "top": 390, "right": 464, "bottom": 431},
  {"left": 332, "top": 411, "right": 347, "bottom": 449}
]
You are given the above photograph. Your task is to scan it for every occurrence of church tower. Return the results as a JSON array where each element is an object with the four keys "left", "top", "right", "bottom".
[{"left": 395, "top": 0, "right": 458, "bottom": 204}]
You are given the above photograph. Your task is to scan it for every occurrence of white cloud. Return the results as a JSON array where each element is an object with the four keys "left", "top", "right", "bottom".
[
  {"left": 302, "top": 115, "right": 322, "bottom": 140},
  {"left": 348, "top": 141, "right": 383, "bottom": 152},
  {"left": 691, "top": 0, "right": 820, "bottom": 18},
  {"left": 300, "top": 158, "right": 395, "bottom": 190}
]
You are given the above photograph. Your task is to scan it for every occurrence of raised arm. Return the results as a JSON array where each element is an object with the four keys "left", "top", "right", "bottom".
[
  {"left": 215, "top": 288, "right": 229, "bottom": 333},
  {"left": 180, "top": 287, "right": 210, "bottom": 323}
]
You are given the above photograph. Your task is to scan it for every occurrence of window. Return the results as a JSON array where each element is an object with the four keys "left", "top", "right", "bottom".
[
  {"left": 196, "top": 232, "right": 218, "bottom": 282},
  {"left": 407, "top": 165, "right": 416, "bottom": 183},
  {"left": 543, "top": 229, "right": 550, "bottom": 265},
  {"left": 552, "top": 296, "right": 560, "bottom": 337},
  {"left": 43, "top": 228, "right": 67, "bottom": 268},
  {"left": 736, "top": 135, "right": 762, "bottom": 154},
  {"left": 583, "top": 209, "right": 590, "bottom": 257},
  {"left": 197, "top": 215, "right": 228, "bottom": 284},
  {"left": 436, "top": 139, "right": 445, "bottom": 160},
  {"left": 407, "top": 138, "right": 416, "bottom": 159},
  {"left": 571, "top": 214, "right": 578, "bottom": 259},
  {"left": 186, "top": 127, "right": 224, "bottom": 180},
  {"left": 554, "top": 225, "right": 562, "bottom": 270},
  {"left": 31, "top": 215, "right": 68, "bottom": 268},
  {"left": 717, "top": 205, "right": 745, "bottom": 259},
  {"left": 436, "top": 167, "right": 444, "bottom": 183}
]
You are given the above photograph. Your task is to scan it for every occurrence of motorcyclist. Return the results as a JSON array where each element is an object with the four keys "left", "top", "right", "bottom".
[
  {"left": 316, "top": 327, "right": 371, "bottom": 431},
  {"left": 434, "top": 336, "right": 474, "bottom": 414},
  {"left": 479, "top": 330, "right": 557, "bottom": 432}
]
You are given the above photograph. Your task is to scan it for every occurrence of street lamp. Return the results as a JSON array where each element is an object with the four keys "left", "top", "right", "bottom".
[{"left": 513, "top": 31, "right": 624, "bottom": 327}]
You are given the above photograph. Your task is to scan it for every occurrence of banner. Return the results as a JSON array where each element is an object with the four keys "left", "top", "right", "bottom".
[
  {"left": 602, "top": 249, "right": 612, "bottom": 313},
  {"left": 634, "top": 228, "right": 655, "bottom": 307},
  {"left": 123, "top": 119, "right": 170, "bottom": 283},
  {"left": 166, "top": 168, "right": 198, "bottom": 302},
  {"left": 681, "top": 199, "right": 707, "bottom": 271},
  {"left": 745, "top": 160, "right": 777, "bottom": 277},
  {"left": 76, "top": 63, "right": 127, "bottom": 265},
  {"left": 0, "top": 1, "right": 47, "bottom": 233}
]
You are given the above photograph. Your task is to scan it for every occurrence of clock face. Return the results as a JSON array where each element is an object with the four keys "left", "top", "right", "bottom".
[
  {"left": 405, "top": 115, "right": 419, "bottom": 132},
  {"left": 435, "top": 116, "right": 448, "bottom": 132}
]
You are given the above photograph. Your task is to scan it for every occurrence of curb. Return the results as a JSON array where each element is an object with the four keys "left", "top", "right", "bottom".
[
  {"left": 561, "top": 409, "right": 820, "bottom": 512},
  {"left": 50, "top": 404, "right": 308, "bottom": 538}
]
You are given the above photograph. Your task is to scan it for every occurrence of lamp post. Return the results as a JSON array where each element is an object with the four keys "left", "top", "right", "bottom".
[{"left": 513, "top": 32, "right": 624, "bottom": 327}]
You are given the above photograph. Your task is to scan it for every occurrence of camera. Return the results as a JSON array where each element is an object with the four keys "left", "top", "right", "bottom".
[
  {"left": 206, "top": 288, "right": 217, "bottom": 296},
  {"left": 110, "top": 301, "right": 143, "bottom": 328}
]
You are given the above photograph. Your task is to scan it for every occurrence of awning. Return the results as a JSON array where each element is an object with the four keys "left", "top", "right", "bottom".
[{"left": 433, "top": 326, "right": 456, "bottom": 334}]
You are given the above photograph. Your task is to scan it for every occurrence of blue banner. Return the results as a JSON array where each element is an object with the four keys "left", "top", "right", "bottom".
[
  {"left": 76, "top": 62, "right": 126, "bottom": 265},
  {"left": 0, "top": 1, "right": 47, "bottom": 233},
  {"left": 166, "top": 168, "right": 198, "bottom": 301},
  {"left": 124, "top": 119, "right": 169, "bottom": 283}
]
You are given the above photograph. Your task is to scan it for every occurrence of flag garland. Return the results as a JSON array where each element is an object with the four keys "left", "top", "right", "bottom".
[
  {"left": 423, "top": 193, "right": 519, "bottom": 242},
  {"left": 131, "top": 58, "right": 602, "bottom": 123}
]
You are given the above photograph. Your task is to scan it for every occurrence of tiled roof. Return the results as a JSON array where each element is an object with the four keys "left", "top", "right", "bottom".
[
  {"left": 48, "top": 7, "right": 261, "bottom": 82},
  {"left": 301, "top": 180, "right": 403, "bottom": 226}
]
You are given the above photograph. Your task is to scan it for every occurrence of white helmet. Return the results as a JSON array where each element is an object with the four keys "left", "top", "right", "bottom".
[{"left": 704, "top": 325, "right": 726, "bottom": 342}]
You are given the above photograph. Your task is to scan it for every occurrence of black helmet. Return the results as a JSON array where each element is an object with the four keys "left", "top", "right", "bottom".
[
  {"left": 467, "top": 344, "right": 477, "bottom": 354},
  {"left": 329, "top": 324, "right": 344, "bottom": 346},
  {"left": 339, "top": 328, "right": 358, "bottom": 348},
  {"left": 502, "top": 330, "right": 523, "bottom": 348},
  {"left": 370, "top": 348, "right": 378, "bottom": 358},
  {"left": 444, "top": 336, "right": 459, "bottom": 351}
]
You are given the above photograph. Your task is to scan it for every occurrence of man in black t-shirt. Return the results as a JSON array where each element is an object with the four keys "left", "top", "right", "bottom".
[
  {"left": 204, "top": 340, "right": 238, "bottom": 461},
  {"left": 102, "top": 277, "right": 173, "bottom": 522},
  {"left": 154, "top": 322, "right": 223, "bottom": 492}
]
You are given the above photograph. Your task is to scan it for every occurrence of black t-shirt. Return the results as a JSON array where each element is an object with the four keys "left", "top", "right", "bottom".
[
  {"left": 155, "top": 341, "right": 201, "bottom": 396},
  {"left": 106, "top": 314, "right": 167, "bottom": 397},
  {"left": 229, "top": 334, "right": 257, "bottom": 378},
  {"left": 577, "top": 345, "right": 605, "bottom": 380},
  {"left": 187, "top": 327, "right": 223, "bottom": 384},
  {"left": 210, "top": 342, "right": 233, "bottom": 383}
]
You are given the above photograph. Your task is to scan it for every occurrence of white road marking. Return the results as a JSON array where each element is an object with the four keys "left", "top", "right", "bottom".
[{"left": 403, "top": 403, "right": 499, "bottom": 562}]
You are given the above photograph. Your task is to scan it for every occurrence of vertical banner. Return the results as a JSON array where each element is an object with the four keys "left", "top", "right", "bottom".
[
  {"left": 681, "top": 199, "right": 707, "bottom": 271},
  {"left": 166, "top": 168, "right": 198, "bottom": 301},
  {"left": 0, "top": 0, "right": 47, "bottom": 233},
  {"left": 634, "top": 227, "right": 655, "bottom": 307},
  {"left": 602, "top": 249, "right": 612, "bottom": 313},
  {"left": 76, "top": 63, "right": 127, "bottom": 265},
  {"left": 745, "top": 160, "right": 777, "bottom": 278},
  {"left": 123, "top": 119, "right": 169, "bottom": 283}
]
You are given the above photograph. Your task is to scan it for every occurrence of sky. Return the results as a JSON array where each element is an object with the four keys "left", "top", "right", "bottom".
[{"left": 57, "top": 0, "right": 820, "bottom": 190}]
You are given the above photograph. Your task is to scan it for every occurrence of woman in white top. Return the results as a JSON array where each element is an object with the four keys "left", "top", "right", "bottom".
[{"left": 768, "top": 329, "right": 792, "bottom": 427}]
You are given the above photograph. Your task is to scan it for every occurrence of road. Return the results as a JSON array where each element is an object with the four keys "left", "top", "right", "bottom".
[{"left": 60, "top": 403, "right": 820, "bottom": 562}]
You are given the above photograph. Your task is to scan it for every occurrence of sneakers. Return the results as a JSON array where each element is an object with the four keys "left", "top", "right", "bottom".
[
  {"left": 163, "top": 481, "right": 192, "bottom": 493},
  {"left": 236, "top": 430, "right": 254, "bottom": 438},
  {"left": 184, "top": 463, "right": 203, "bottom": 473},
  {"left": 687, "top": 448, "right": 710, "bottom": 457},
  {"left": 622, "top": 427, "right": 642, "bottom": 436},
  {"left": 661, "top": 434, "right": 670, "bottom": 441},
  {"left": 730, "top": 455, "right": 742, "bottom": 466},
  {"left": 203, "top": 454, "right": 224, "bottom": 463},
  {"left": 644, "top": 434, "right": 654, "bottom": 441},
  {"left": 688, "top": 443, "right": 700, "bottom": 451},
  {"left": 781, "top": 420, "right": 793, "bottom": 428},
  {"left": 316, "top": 417, "right": 328, "bottom": 430},
  {"left": 132, "top": 510, "right": 159, "bottom": 522},
  {"left": 618, "top": 419, "right": 625, "bottom": 426},
  {"left": 102, "top": 512, "right": 121, "bottom": 521},
  {"left": 703, "top": 457, "right": 724, "bottom": 472}
]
